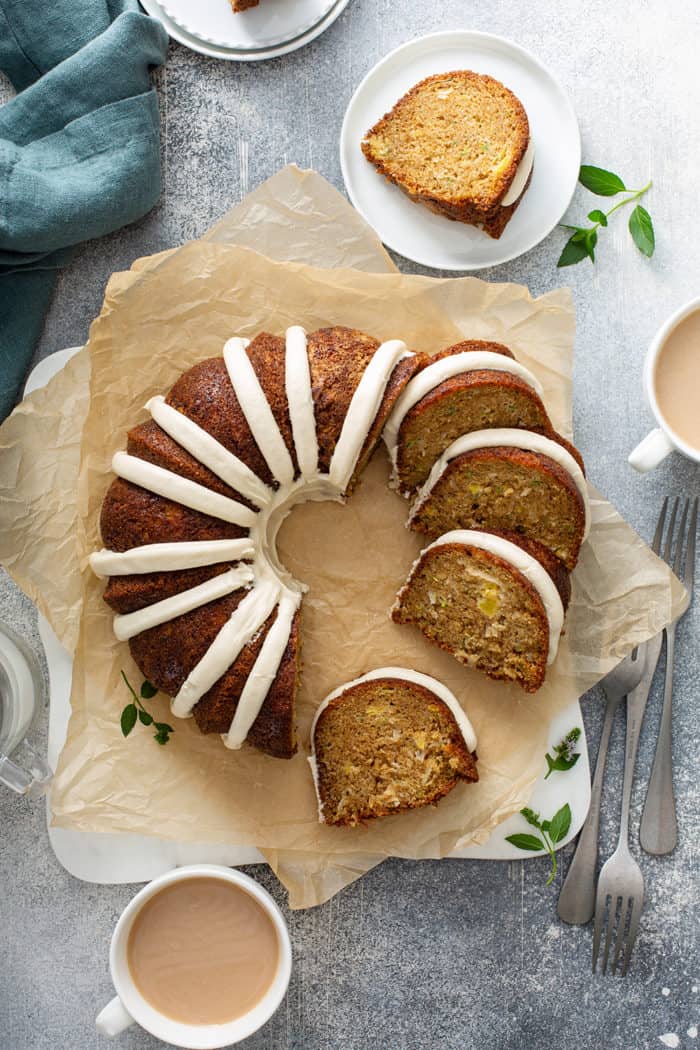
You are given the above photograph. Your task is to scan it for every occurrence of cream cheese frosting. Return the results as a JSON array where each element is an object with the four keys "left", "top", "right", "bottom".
[
  {"left": 307, "top": 666, "right": 478, "bottom": 822},
  {"left": 422, "top": 530, "right": 564, "bottom": 664},
  {"left": 382, "top": 350, "right": 544, "bottom": 476},
  {"left": 501, "top": 139, "right": 534, "bottom": 207},
  {"left": 409, "top": 427, "right": 590, "bottom": 539}
]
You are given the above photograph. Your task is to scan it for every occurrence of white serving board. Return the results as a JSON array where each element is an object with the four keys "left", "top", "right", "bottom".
[{"left": 27, "top": 349, "right": 590, "bottom": 883}]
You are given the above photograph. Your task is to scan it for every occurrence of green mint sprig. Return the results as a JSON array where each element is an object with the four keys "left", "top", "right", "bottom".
[
  {"left": 558, "top": 165, "right": 654, "bottom": 267},
  {"left": 120, "top": 670, "right": 173, "bottom": 746},
  {"left": 544, "top": 726, "right": 581, "bottom": 779},
  {"left": 505, "top": 804, "right": 572, "bottom": 885}
]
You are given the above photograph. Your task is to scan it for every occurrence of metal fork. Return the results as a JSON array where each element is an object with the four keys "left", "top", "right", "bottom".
[
  {"left": 557, "top": 648, "right": 646, "bottom": 925},
  {"left": 640, "top": 496, "right": 698, "bottom": 855},
  {"left": 591, "top": 502, "right": 668, "bottom": 976}
]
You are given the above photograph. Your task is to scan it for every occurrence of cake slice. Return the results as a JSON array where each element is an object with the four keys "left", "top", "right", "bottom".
[
  {"left": 408, "top": 429, "right": 590, "bottom": 570},
  {"left": 309, "top": 668, "right": 478, "bottom": 826},
  {"left": 232, "top": 0, "right": 260, "bottom": 10},
  {"left": 383, "top": 340, "right": 553, "bottom": 496},
  {"left": 392, "top": 531, "right": 570, "bottom": 692},
  {"left": 361, "top": 71, "right": 532, "bottom": 238}
]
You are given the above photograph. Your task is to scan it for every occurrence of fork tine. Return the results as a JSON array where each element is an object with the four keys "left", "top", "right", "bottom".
[
  {"left": 663, "top": 497, "right": 679, "bottom": 561},
  {"left": 601, "top": 895, "right": 621, "bottom": 975},
  {"left": 652, "top": 497, "right": 668, "bottom": 556},
  {"left": 592, "top": 894, "right": 605, "bottom": 973},
  {"left": 611, "top": 897, "right": 632, "bottom": 975},
  {"left": 673, "top": 499, "right": 689, "bottom": 577},
  {"left": 619, "top": 901, "right": 643, "bottom": 977},
  {"left": 684, "top": 496, "right": 698, "bottom": 591}
]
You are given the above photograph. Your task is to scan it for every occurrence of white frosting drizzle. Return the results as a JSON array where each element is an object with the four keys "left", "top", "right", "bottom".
[
  {"left": 146, "top": 395, "right": 272, "bottom": 507},
  {"left": 171, "top": 579, "right": 281, "bottom": 717},
  {"left": 501, "top": 139, "right": 535, "bottom": 207},
  {"left": 284, "top": 326, "right": 319, "bottom": 478},
  {"left": 422, "top": 530, "right": 564, "bottom": 664},
  {"left": 89, "top": 539, "right": 254, "bottom": 577},
  {"left": 223, "top": 591, "right": 300, "bottom": 750},
  {"left": 329, "top": 339, "right": 409, "bottom": 490},
  {"left": 383, "top": 351, "right": 545, "bottom": 471},
  {"left": 410, "top": 428, "right": 590, "bottom": 539},
  {"left": 112, "top": 452, "right": 257, "bottom": 528},
  {"left": 113, "top": 565, "right": 253, "bottom": 642},
  {"left": 223, "top": 337, "right": 295, "bottom": 486},
  {"left": 308, "top": 666, "right": 477, "bottom": 822}
]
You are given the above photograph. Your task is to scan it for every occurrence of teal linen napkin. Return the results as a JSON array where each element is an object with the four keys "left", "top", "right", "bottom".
[{"left": 0, "top": 0, "right": 168, "bottom": 418}]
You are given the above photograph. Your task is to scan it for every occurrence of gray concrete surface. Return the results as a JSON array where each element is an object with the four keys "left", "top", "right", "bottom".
[{"left": 2, "top": 1, "right": 699, "bottom": 1048}]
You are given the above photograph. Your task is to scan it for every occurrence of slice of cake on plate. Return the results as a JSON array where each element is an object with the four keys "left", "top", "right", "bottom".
[
  {"left": 362, "top": 71, "right": 533, "bottom": 238},
  {"left": 309, "top": 668, "right": 478, "bottom": 826},
  {"left": 392, "top": 530, "right": 570, "bottom": 693}
]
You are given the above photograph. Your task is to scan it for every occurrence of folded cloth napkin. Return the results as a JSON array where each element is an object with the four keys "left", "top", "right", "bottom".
[{"left": 0, "top": 0, "right": 168, "bottom": 419}]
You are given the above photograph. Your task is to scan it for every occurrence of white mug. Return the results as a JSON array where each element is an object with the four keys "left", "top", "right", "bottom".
[
  {"left": 95, "top": 864, "right": 292, "bottom": 1049},
  {"left": 629, "top": 296, "right": 700, "bottom": 472}
]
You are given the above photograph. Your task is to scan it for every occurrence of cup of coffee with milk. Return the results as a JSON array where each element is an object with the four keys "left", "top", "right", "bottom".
[
  {"left": 629, "top": 297, "right": 700, "bottom": 472},
  {"left": 96, "top": 864, "right": 292, "bottom": 1048}
]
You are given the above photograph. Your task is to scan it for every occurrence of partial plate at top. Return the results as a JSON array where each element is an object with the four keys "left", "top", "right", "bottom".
[
  {"left": 340, "top": 30, "right": 581, "bottom": 271},
  {"left": 157, "top": 0, "right": 338, "bottom": 51}
]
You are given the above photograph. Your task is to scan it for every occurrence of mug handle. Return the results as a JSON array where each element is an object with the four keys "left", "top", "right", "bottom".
[
  {"left": 628, "top": 427, "right": 675, "bottom": 473},
  {"left": 96, "top": 997, "right": 135, "bottom": 1037}
]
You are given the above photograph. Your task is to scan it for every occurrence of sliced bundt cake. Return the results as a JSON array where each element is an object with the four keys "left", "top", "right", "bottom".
[
  {"left": 309, "top": 668, "right": 478, "bottom": 826},
  {"left": 361, "top": 71, "right": 533, "bottom": 238},
  {"left": 383, "top": 340, "right": 553, "bottom": 496},
  {"left": 392, "top": 530, "right": 570, "bottom": 693},
  {"left": 91, "top": 327, "right": 423, "bottom": 760},
  {"left": 408, "top": 429, "right": 589, "bottom": 570}
]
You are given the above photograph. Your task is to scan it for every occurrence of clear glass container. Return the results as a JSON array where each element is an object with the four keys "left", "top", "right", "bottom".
[{"left": 0, "top": 621, "right": 52, "bottom": 799}]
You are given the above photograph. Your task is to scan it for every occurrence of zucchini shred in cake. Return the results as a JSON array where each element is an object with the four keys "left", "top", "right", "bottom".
[
  {"left": 90, "top": 324, "right": 587, "bottom": 812},
  {"left": 361, "top": 71, "right": 534, "bottom": 238}
]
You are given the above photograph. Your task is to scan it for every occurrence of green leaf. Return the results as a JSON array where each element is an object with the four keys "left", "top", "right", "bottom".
[
  {"left": 579, "top": 165, "right": 626, "bottom": 196},
  {"left": 138, "top": 709, "right": 153, "bottom": 726},
  {"left": 154, "top": 722, "right": 174, "bottom": 733},
  {"left": 557, "top": 234, "right": 590, "bottom": 268},
  {"left": 544, "top": 753, "right": 580, "bottom": 779},
  {"left": 588, "top": 209, "right": 608, "bottom": 226},
  {"left": 153, "top": 726, "right": 171, "bottom": 745},
  {"left": 549, "top": 803, "right": 572, "bottom": 844},
  {"left": 140, "top": 680, "right": 158, "bottom": 699},
  {"left": 629, "top": 205, "right": 655, "bottom": 257},
  {"left": 121, "top": 703, "right": 137, "bottom": 737},
  {"left": 505, "top": 833, "right": 545, "bottom": 852},
  {"left": 582, "top": 228, "right": 598, "bottom": 261}
]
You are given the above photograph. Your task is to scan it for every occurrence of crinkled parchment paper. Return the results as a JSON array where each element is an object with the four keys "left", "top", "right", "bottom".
[{"left": 0, "top": 167, "right": 685, "bottom": 908}]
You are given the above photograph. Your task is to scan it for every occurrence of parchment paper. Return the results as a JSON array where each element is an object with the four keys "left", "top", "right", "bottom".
[{"left": 0, "top": 167, "right": 685, "bottom": 908}]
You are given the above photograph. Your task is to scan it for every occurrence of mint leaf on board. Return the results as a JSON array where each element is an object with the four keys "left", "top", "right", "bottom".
[
  {"left": 588, "top": 209, "right": 608, "bottom": 226},
  {"left": 138, "top": 709, "right": 154, "bottom": 726},
  {"left": 545, "top": 752, "right": 580, "bottom": 778},
  {"left": 628, "top": 205, "right": 655, "bottom": 257},
  {"left": 505, "top": 834, "right": 544, "bottom": 852},
  {"left": 140, "top": 680, "right": 158, "bottom": 699},
  {"left": 548, "top": 803, "right": 572, "bottom": 845},
  {"left": 579, "top": 165, "right": 626, "bottom": 196},
  {"left": 121, "top": 703, "right": 137, "bottom": 737},
  {"left": 544, "top": 727, "right": 582, "bottom": 779}
]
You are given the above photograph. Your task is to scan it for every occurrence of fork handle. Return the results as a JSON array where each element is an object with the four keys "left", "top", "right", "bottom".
[
  {"left": 640, "top": 628, "right": 677, "bottom": 855},
  {"left": 557, "top": 691, "right": 620, "bottom": 925}
]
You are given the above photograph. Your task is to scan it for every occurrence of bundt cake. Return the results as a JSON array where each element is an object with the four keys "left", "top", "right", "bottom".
[
  {"left": 391, "top": 530, "right": 571, "bottom": 693},
  {"left": 232, "top": 0, "right": 259, "bottom": 11},
  {"left": 383, "top": 340, "right": 554, "bottom": 496},
  {"left": 309, "top": 668, "right": 479, "bottom": 826},
  {"left": 408, "top": 428, "right": 590, "bottom": 570},
  {"left": 361, "top": 71, "right": 533, "bottom": 239},
  {"left": 90, "top": 325, "right": 586, "bottom": 761},
  {"left": 91, "top": 326, "right": 421, "bottom": 759}
]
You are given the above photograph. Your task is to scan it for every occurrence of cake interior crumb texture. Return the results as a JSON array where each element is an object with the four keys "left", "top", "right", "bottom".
[
  {"left": 314, "top": 678, "right": 478, "bottom": 827},
  {"left": 393, "top": 542, "right": 551, "bottom": 692},
  {"left": 362, "top": 71, "right": 530, "bottom": 236}
]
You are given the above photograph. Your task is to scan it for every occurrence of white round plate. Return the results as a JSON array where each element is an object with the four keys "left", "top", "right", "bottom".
[
  {"left": 141, "top": 0, "right": 350, "bottom": 60},
  {"left": 340, "top": 30, "right": 581, "bottom": 271}
]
